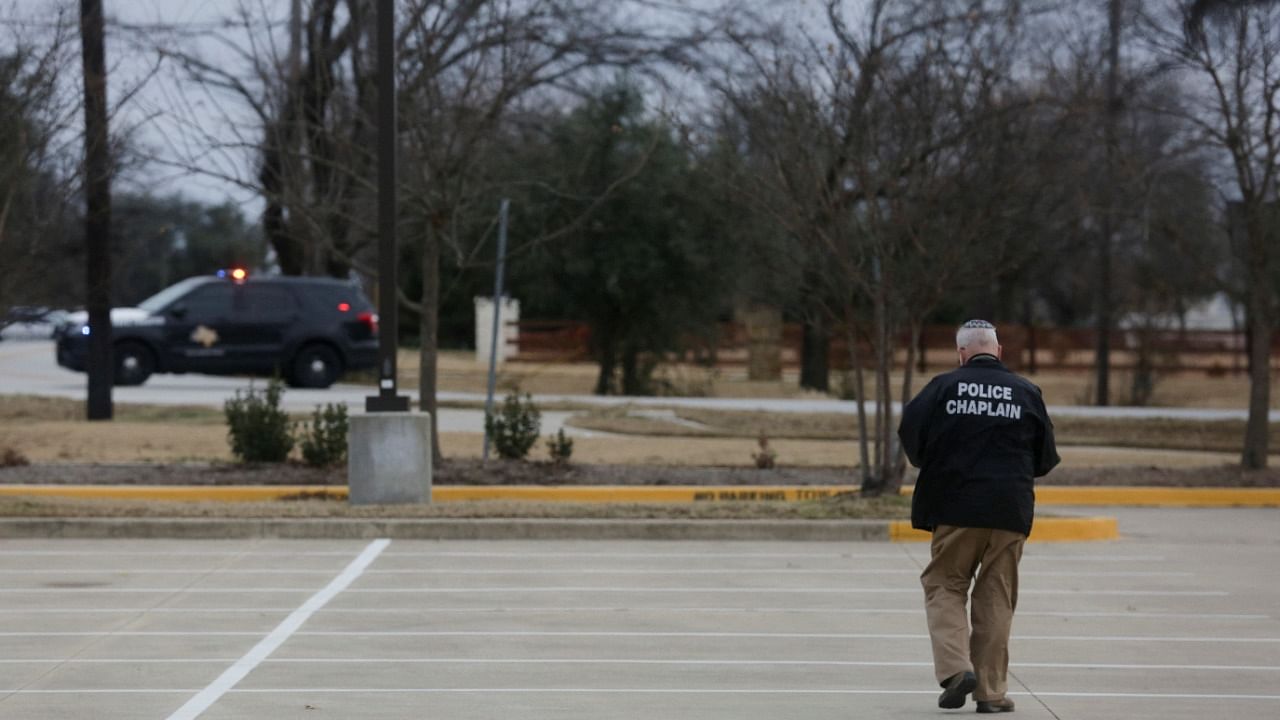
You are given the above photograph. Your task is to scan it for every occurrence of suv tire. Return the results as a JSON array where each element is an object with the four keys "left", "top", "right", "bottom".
[
  {"left": 289, "top": 343, "right": 341, "bottom": 388},
  {"left": 114, "top": 341, "right": 156, "bottom": 386}
]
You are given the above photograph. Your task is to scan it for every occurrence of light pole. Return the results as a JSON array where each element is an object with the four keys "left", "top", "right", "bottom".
[
  {"left": 366, "top": 0, "right": 409, "bottom": 413},
  {"left": 348, "top": 0, "right": 429, "bottom": 506}
]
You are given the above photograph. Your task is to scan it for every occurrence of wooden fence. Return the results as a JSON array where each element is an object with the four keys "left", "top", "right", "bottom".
[{"left": 508, "top": 320, "right": 1279, "bottom": 374}]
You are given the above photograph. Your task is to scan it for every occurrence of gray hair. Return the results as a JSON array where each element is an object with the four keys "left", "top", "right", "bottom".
[{"left": 956, "top": 319, "right": 998, "bottom": 351}]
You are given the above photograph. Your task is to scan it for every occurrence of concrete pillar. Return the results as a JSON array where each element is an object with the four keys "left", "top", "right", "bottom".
[{"left": 348, "top": 412, "right": 433, "bottom": 504}]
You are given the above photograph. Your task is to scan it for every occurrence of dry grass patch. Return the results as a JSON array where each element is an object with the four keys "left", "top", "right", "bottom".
[
  {"left": 0, "top": 395, "right": 222, "bottom": 424},
  {"left": 1054, "top": 416, "right": 1280, "bottom": 453},
  {"left": 3, "top": 420, "right": 234, "bottom": 463},
  {"left": 414, "top": 352, "right": 1278, "bottom": 408},
  {"left": 1055, "top": 445, "right": 1237, "bottom": 468},
  {"left": 537, "top": 436, "right": 862, "bottom": 467},
  {"left": 567, "top": 406, "right": 1280, "bottom": 455}
]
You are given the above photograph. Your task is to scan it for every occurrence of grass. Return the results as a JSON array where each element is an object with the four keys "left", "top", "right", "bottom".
[
  {"left": 0, "top": 395, "right": 222, "bottom": 424},
  {"left": 417, "top": 351, "right": 1280, "bottom": 408},
  {"left": 0, "top": 493, "right": 911, "bottom": 520},
  {"left": 566, "top": 406, "right": 1280, "bottom": 454},
  {"left": 0, "top": 392, "right": 1265, "bottom": 466}
]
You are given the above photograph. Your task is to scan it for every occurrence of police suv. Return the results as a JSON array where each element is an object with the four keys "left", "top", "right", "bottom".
[{"left": 55, "top": 271, "right": 379, "bottom": 388}]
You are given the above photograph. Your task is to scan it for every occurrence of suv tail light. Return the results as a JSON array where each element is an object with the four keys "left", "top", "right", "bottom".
[{"left": 357, "top": 311, "right": 379, "bottom": 336}]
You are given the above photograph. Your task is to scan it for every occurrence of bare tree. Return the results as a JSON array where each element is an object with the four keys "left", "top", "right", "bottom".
[
  {"left": 389, "top": 1, "right": 718, "bottom": 459},
  {"left": 1141, "top": 0, "right": 1280, "bottom": 468},
  {"left": 714, "top": 0, "right": 1043, "bottom": 494},
  {"left": 153, "top": 0, "right": 721, "bottom": 460},
  {"left": 0, "top": 7, "right": 81, "bottom": 314}
]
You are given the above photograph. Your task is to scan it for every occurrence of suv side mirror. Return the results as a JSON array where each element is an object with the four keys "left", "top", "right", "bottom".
[{"left": 168, "top": 305, "right": 188, "bottom": 320}]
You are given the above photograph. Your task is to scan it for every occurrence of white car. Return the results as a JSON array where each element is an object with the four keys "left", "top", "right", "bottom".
[{"left": 0, "top": 307, "right": 70, "bottom": 341}]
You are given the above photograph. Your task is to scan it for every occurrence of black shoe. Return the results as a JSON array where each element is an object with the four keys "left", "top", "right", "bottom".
[
  {"left": 976, "top": 698, "right": 1015, "bottom": 713},
  {"left": 938, "top": 671, "right": 977, "bottom": 709}
]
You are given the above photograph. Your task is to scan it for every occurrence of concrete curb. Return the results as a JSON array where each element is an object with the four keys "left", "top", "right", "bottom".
[
  {"left": 0, "top": 516, "right": 1117, "bottom": 542},
  {"left": 2, "top": 484, "right": 1277, "bottom": 507},
  {"left": 0, "top": 517, "right": 892, "bottom": 541}
]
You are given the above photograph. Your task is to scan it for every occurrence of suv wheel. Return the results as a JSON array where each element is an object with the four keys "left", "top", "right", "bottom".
[
  {"left": 290, "top": 343, "right": 341, "bottom": 388},
  {"left": 114, "top": 341, "right": 155, "bottom": 386}
]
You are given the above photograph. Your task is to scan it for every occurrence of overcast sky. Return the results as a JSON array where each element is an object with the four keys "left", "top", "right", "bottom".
[
  {"left": 5, "top": 0, "right": 296, "bottom": 210},
  {"left": 3, "top": 0, "right": 788, "bottom": 212}
]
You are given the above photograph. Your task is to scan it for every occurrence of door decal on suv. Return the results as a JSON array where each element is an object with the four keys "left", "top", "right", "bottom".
[{"left": 188, "top": 325, "right": 224, "bottom": 356}]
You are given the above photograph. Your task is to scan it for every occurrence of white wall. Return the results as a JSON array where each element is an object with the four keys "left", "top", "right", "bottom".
[{"left": 474, "top": 297, "right": 520, "bottom": 365}]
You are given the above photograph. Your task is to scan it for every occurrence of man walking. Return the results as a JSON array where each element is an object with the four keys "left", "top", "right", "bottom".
[{"left": 897, "top": 320, "right": 1059, "bottom": 713}]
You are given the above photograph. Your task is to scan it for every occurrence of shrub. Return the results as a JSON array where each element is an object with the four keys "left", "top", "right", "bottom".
[
  {"left": 752, "top": 433, "right": 777, "bottom": 469},
  {"left": 0, "top": 446, "right": 29, "bottom": 468},
  {"left": 298, "top": 402, "right": 349, "bottom": 468},
  {"left": 485, "top": 392, "right": 541, "bottom": 460},
  {"left": 223, "top": 379, "right": 294, "bottom": 463},
  {"left": 546, "top": 428, "right": 574, "bottom": 464}
]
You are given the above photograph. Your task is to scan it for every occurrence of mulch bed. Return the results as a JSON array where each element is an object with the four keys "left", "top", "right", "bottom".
[{"left": 1, "top": 460, "right": 1279, "bottom": 488}]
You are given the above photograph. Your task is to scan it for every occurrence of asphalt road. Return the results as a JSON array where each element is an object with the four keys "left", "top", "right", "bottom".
[
  {"left": 3, "top": 339, "right": 1278, "bottom": 428},
  {"left": 0, "top": 340, "right": 589, "bottom": 436},
  {"left": 0, "top": 507, "right": 1275, "bottom": 719}
]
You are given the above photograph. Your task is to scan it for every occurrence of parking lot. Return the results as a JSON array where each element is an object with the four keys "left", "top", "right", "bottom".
[{"left": 0, "top": 507, "right": 1276, "bottom": 719}]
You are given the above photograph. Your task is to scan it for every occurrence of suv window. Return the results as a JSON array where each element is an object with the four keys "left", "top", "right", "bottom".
[
  {"left": 177, "top": 284, "right": 235, "bottom": 321},
  {"left": 244, "top": 285, "right": 298, "bottom": 321}
]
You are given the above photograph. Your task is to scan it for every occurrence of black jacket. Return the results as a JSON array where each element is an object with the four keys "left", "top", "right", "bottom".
[{"left": 897, "top": 354, "right": 1059, "bottom": 536}]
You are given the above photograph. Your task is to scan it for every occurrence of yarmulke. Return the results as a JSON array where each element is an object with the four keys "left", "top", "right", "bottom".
[{"left": 961, "top": 319, "right": 995, "bottom": 329}]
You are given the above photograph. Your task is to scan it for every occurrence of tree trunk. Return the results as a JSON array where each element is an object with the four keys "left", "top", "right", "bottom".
[
  {"left": 1242, "top": 206, "right": 1273, "bottom": 469},
  {"left": 845, "top": 320, "right": 873, "bottom": 492},
  {"left": 621, "top": 345, "right": 642, "bottom": 395},
  {"left": 1023, "top": 292, "right": 1038, "bottom": 374},
  {"left": 800, "top": 315, "right": 830, "bottom": 392},
  {"left": 1242, "top": 307, "right": 1271, "bottom": 469},
  {"left": 260, "top": 136, "right": 304, "bottom": 275},
  {"left": 418, "top": 226, "right": 441, "bottom": 465},
  {"left": 1094, "top": 0, "right": 1123, "bottom": 407},
  {"left": 873, "top": 275, "right": 892, "bottom": 493},
  {"left": 890, "top": 320, "right": 922, "bottom": 491},
  {"left": 915, "top": 326, "right": 925, "bottom": 375},
  {"left": 592, "top": 324, "right": 616, "bottom": 395},
  {"left": 80, "top": 0, "right": 112, "bottom": 421}
]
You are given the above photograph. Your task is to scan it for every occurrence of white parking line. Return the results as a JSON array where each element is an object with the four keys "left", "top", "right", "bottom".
[
  {"left": 7, "top": 630, "right": 1273, "bottom": 642},
  {"left": 0, "top": 586, "right": 1228, "bottom": 596},
  {"left": 0, "top": 551, "right": 369, "bottom": 557},
  {"left": 4, "top": 658, "right": 1280, "bottom": 672},
  {"left": 0, "top": 607, "right": 1264, "bottom": 619},
  {"left": 0, "top": 550, "right": 1167, "bottom": 562},
  {"left": 288, "top": 631, "right": 1280, "bottom": 643},
  {"left": 6, "top": 689, "right": 1278, "bottom": 700},
  {"left": 164, "top": 538, "right": 390, "bottom": 720},
  {"left": 387, "top": 552, "right": 1169, "bottom": 562},
  {"left": 335, "top": 587, "right": 1225, "bottom": 596},
  {"left": 0, "top": 568, "right": 1195, "bottom": 577}
]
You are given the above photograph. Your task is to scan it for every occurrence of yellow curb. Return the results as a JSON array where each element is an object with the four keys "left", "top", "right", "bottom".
[
  {"left": 0, "top": 485, "right": 857, "bottom": 504},
  {"left": 901, "top": 485, "right": 1280, "bottom": 507},
  {"left": 434, "top": 485, "right": 855, "bottom": 503},
  {"left": 7, "top": 484, "right": 1273, "bottom": 509},
  {"left": 889, "top": 517, "right": 1119, "bottom": 543},
  {"left": 11, "top": 484, "right": 1277, "bottom": 508},
  {"left": 1034, "top": 486, "right": 1280, "bottom": 507},
  {"left": 0, "top": 485, "right": 348, "bottom": 502}
]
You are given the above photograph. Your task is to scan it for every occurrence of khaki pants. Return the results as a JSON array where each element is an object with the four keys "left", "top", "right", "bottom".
[{"left": 920, "top": 524, "right": 1026, "bottom": 702}]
